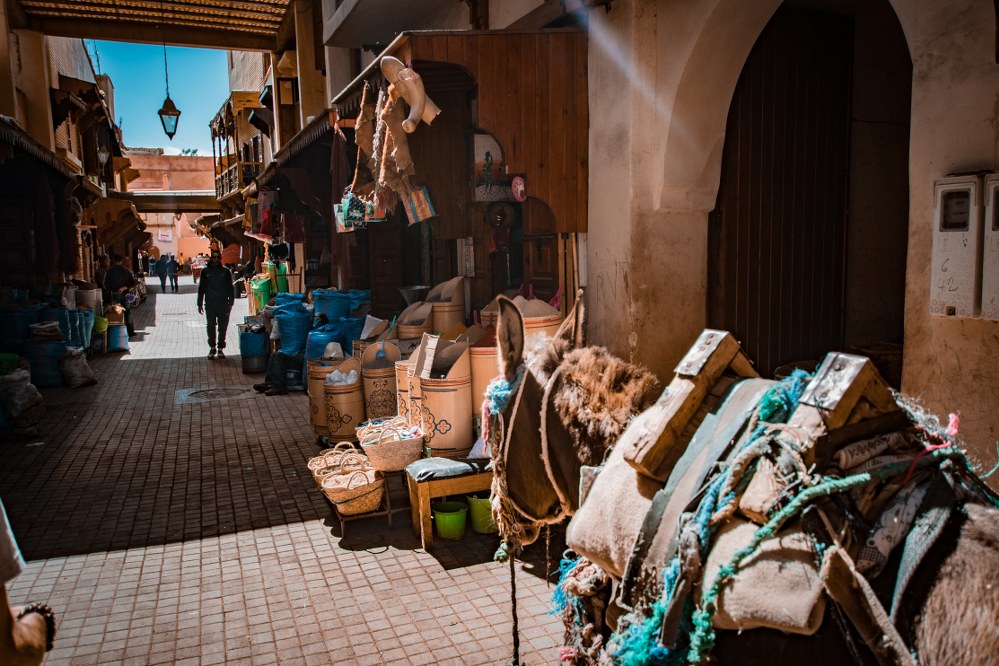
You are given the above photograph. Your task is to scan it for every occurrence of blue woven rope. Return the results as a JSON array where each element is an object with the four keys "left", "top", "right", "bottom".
[
  {"left": 485, "top": 366, "right": 526, "bottom": 416},
  {"left": 608, "top": 370, "right": 812, "bottom": 665}
]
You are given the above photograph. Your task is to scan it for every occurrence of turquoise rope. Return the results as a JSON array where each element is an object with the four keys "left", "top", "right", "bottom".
[
  {"left": 485, "top": 366, "right": 526, "bottom": 416},
  {"left": 608, "top": 370, "right": 812, "bottom": 666}
]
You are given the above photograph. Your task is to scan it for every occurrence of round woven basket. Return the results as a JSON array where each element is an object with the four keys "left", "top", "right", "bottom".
[
  {"left": 321, "top": 470, "right": 384, "bottom": 516},
  {"left": 360, "top": 428, "right": 425, "bottom": 472},
  {"left": 308, "top": 442, "right": 357, "bottom": 486}
]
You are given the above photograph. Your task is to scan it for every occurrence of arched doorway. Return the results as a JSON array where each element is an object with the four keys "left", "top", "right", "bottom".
[{"left": 708, "top": 1, "right": 911, "bottom": 384}]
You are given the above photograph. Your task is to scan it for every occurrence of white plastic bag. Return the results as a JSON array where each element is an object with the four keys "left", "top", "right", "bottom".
[
  {"left": 0, "top": 369, "right": 44, "bottom": 421},
  {"left": 325, "top": 369, "right": 358, "bottom": 386},
  {"left": 60, "top": 347, "right": 97, "bottom": 388}
]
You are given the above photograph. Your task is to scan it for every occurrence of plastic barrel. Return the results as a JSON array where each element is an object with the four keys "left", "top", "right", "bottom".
[
  {"left": 106, "top": 324, "right": 129, "bottom": 352},
  {"left": 241, "top": 356, "right": 267, "bottom": 374},
  {"left": 433, "top": 502, "right": 468, "bottom": 540},
  {"left": 238, "top": 326, "right": 268, "bottom": 357}
]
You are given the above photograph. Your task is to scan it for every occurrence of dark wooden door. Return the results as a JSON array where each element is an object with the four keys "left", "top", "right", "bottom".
[
  {"left": 710, "top": 7, "right": 853, "bottom": 376},
  {"left": 367, "top": 219, "right": 405, "bottom": 317}
]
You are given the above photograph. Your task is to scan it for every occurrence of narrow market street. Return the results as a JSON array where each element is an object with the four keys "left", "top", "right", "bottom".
[{"left": 0, "top": 276, "right": 561, "bottom": 665}]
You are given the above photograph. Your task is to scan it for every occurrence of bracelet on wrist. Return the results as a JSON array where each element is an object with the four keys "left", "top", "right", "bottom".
[{"left": 16, "top": 602, "right": 56, "bottom": 652}]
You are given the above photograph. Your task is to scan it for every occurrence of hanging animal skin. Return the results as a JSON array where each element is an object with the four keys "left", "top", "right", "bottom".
[{"left": 379, "top": 56, "right": 441, "bottom": 133}]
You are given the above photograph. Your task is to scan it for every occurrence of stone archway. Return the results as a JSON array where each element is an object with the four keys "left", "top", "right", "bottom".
[{"left": 702, "top": 1, "right": 913, "bottom": 379}]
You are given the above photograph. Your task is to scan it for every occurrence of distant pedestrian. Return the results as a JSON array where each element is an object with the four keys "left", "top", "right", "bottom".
[
  {"left": 197, "top": 250, "right": 234, "bottom": 359},
  {"left": 0, "top": 499, "right": 55, "bottom": 665},
  {"left": 153, "top": 255, "right": 168, "bottom": 293},
  {"left": 167, "top": 255, "right": 180, "bottom": 293},
  {"left": 104, "top": 253, "right": 137, "bottom": 337}
]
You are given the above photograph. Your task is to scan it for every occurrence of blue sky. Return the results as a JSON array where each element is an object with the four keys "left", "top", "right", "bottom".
[{"left": 89, "top": 41, "right": 229, "bottom": 155}]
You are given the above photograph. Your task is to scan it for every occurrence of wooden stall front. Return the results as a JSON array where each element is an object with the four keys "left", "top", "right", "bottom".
[{"left": 331, "top": 29, "right": 587, "bottom": 318}]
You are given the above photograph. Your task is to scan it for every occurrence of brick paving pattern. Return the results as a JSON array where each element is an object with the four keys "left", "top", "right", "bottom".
[{"left": 0, "top": 277, "right": 563, "bottom": 665}]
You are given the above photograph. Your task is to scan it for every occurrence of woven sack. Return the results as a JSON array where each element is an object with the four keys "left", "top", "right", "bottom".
[
  {"left": 361, "top": 427, "right": 424, "bottom": 472},
  {"left": 321, "top": 469, "right": 384, "bottom": 516}
]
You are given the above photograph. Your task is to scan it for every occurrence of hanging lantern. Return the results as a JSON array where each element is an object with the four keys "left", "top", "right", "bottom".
[{"left": 158, "top": 95, "right": 181, "bottom": 140}]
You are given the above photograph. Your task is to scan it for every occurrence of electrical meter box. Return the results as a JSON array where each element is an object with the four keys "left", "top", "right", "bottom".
[
  {"left": 930, "top": 175, "right": 983, "bottom": 318},
  {"left": 981, "top": 174, "right": 999, "bottom": 320}
]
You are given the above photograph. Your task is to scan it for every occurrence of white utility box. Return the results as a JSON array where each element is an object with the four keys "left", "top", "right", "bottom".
[
  {"left": 930, "top": 175, "right": 983, "bottom": 318},
  {"left": 981, "top": 174, "right": 999, "bottom": 320}
]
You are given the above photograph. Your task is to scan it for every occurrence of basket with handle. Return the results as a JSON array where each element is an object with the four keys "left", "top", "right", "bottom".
[
  {"left": 308, "top": 442, "right": 357, "bottom": 486},
  {"left": 321, "top": 469, "right": 384, "bottom": 515},
  {"left": 356, "top": 415, "right": 408, "bottom": 441},
  {"left": 360, "top": 427, "right": 425, "bottom": 472}
]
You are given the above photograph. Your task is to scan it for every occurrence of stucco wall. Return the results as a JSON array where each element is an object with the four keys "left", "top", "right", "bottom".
[
  {"left": 902, "top": 0, "right": 999, "bottom": 472},
  {"left": 128, "top": 153, "right": 215, "bottom": 192}
]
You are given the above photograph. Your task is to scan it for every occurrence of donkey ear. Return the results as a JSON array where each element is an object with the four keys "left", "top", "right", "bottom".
[
  {"left": 547, "top": 288, "right": 587, "bottom": 349},
  {"left": 496, "top": 296, "right": 525, "bottom": 381}
]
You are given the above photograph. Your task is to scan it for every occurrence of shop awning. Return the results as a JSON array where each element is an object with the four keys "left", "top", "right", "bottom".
[
  {"left": 255, "top": 110, "right": 332, "bottom": 188},
  {"left": 330, "top": 29, "right": 588, "bottom": 233},
  {"left": 0, "top": 115, "right": 77, "bottom": 179}
]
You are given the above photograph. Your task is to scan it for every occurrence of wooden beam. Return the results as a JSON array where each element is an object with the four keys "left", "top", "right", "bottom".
[
  {"left": 110, "top": 191, "right": 221, "bottom": 214},
  {"left": 19, "top": 0, "right": 285, "bottom": 25},
  {"left": 274, "top": 1, "right": 297, "bottom": 53},
  {"left": 28, "top": 16, "right": 277, "bottom": 51}
]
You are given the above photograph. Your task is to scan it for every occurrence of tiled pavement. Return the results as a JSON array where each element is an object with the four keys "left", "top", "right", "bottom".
[{"left": 0, "top": 276, "right": 563, "bottom": 665}]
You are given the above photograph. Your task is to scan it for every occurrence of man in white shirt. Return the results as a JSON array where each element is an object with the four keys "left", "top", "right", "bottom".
[{"left": 0, "top": 499, "right": 51, "bottom": 665}]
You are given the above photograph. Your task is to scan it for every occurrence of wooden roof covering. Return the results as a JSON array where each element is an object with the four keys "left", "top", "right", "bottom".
[{"left": 7, "top": 0, "right": 293, "bottom": 51}]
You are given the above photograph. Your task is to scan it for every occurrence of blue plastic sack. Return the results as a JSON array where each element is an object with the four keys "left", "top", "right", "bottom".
[
  {"left": 239, "top": 328, "right": 268, "bottom": 357},
  {"left": 66, "top": 309, "right": 82, "bottom": 347},
  {"left": 273, "top": 303, "right": 312, "bottom": 356},
  {"left": 275, "top": 292, "right": 306, "bottom": 306},
  {"left": 347, "top": 289, "right": 371, "bottom": 312},
  {"left": 78, "top": 309, "right": 94, "bottom": 350},
  {"left": 305, "top": 325, "right": 341, "bottom": 360},
  {"left": 40, "top": 307, "right": 70, "bottom": 342},
  {"left": 24, "top": 340, "right": 67, "bottom": 388},
  {"left": 338, "top": 316, "right": 366, "bottom": 356},
  {"left": 313, "top": 289, "right": 351, "bottom": 323}
]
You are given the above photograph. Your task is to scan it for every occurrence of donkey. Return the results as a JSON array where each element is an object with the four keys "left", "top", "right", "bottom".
[
  {"left": 488, "top": 294, "right": 999, "bottom": 665},
  {"left": 487, "top": 293, "right": 660, "bottom": 548}
]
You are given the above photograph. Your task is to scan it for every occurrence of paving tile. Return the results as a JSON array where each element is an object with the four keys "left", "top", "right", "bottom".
[{"left": 0, "top": 278, "right": 564, "bottom": 664}]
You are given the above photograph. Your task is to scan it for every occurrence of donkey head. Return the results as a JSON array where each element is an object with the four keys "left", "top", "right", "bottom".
[{"left": 491, "top": 289, "right": 659, "bottom": 547}]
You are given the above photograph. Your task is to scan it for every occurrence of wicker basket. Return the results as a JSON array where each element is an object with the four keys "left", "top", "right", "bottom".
[
  {"left": 360, "top": 427, "right": 425, "bottom": 472},
  {"left": 308, "top": 442, "right": 357, "bottom": 486},
  {"left": 321, "top": 469, "right": 384, "bottom": 516},
  {"left": 356, "top": 415, "right": 408, "bottom": 441}
]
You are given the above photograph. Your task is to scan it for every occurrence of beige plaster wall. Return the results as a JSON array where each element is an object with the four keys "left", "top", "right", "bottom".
[
  {"left": 902, "top": 0, "right": 999, "bottom": 472},
  {"left": 489, "top": 0, "right": 544, "bottom": 29},
  {"left": 586, "top": 0, "right": 779, "bottom": 373}
]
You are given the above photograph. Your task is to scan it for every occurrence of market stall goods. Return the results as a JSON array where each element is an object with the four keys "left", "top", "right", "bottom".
[
  {"left": 361, "top": 341, "right": 402, "bottom": 420},
  {"left": 323, "top": 358, "right": 365, "bottom": 440}
]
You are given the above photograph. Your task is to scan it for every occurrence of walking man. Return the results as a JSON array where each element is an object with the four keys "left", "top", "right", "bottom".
[
  {"left": 153, "top": 255, "right": 168, "bottom": 293},
  {"left": 197, "top": 250, "right": 234, "bottom": 359},
  {"left": 167, "top": 255, "right": 180, "bottom": 293}
]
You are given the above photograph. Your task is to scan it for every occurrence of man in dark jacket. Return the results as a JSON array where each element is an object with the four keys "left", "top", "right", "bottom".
[
  {"left": 153, "top": 255, "right": 168, "bottom": 293},
  {"left": 105, "top": 253, "right": 136, "bottom": 337},
  {"left": 197, "top": 250, "right": 234, "bottom": 359},
  {"left": 166, "top": 255, "right": 180, "bottom": 293}
]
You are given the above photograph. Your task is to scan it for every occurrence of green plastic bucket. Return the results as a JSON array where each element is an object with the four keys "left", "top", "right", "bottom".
[
  {"left": 467, "top": 494, "right": 497, "bottom": 534},
  {"left": 433, "top": 501, "right": 468, "bottom": 541}
]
